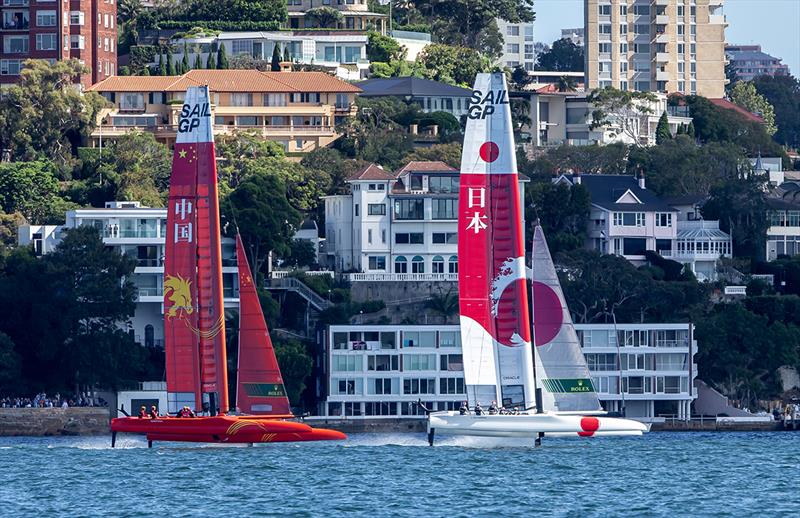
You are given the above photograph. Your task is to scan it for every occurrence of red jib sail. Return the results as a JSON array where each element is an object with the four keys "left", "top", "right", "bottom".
[
  {"left": 235, "top": 235, "right": 292, "bottom": 416},
  {"left": 458, "top": 73, "right": 536, "bottom": 410},
  {"left": 164, "top": 86, "right": 229, "bottom": 414}
]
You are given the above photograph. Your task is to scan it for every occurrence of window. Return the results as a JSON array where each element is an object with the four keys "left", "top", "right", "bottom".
[
  {"left": 623, "top": 238, "right": 647, "bottom": 256},
  {"left": 613, "top": 212, "right": 645, "bottom": 226},
  {"left": 677, "top": 25, "right": 684, "bottom": 36},
  {"left": 230, "top": 93, "right": 253, "bottom": 107},
  {"left": 440, "top": 377, "right": 465, "bottom": 395},
  {"left": 635, "top": 24, "right": 650, "bottom": 36},
  {"left": 620, "top": 42, "right": 628, "bottom": 54},
  {"left": 634, "top": 43, "right": 650, "bottom": 54},
  {"left": 394, "top": 233, "right": 423, "bottom": 244},
  {"left": 291, "top": 92, "right": 321, "bottom": 103},
  {"left": 405, "top": 354, "right": 436, "bottom": 371},
  {"left": 655, "top": 213, "right": 672, "bottom": 227},
  {"left": 37, "top": 10, "right": 56, "bottom": 26},
  {"left": 394, "top": 256, "right": 407, "bottom": 273},
  {"left": 432, "top": 255, "right": 444, "bottom": 273},
  {"left": 619, "top": 4, "right": 627, "bottom": 16},
  {"left": 619, "top": 23, "right": 627, "bottom": 35},
  {"left": 585, "top": 353, "right": 618, "bottom": 371},
  {"left": 4, "top": 35, "right": 28, "bottom": 53},
  {"left": 367, "top": 378, "right": 397, "bottom": 395},
  {"left": 432, "top": 232, "right": 457, "bottom": 244},
  {"left": 393, "top": 199, "right": 424, "bottom": 220},
  {"left": 598, "top": 4, "right": 611, "bottom": 16},
  {"left": 448, "top": 255, "right": 458, "bottom": 274},
  {"left": 334, "top": 378, "right": 362, "bottom": 395},
  {"left": 506, "top": 25, "right": 519, "bottom": 36},
  {"left": 428, "top": 176, "right": 459, "bottom": 193},
  {"left": 69, "top": 35, "right": 85, "bottom": 49},
  {"left": 432, "top": 199, "right": 457, "bottom": 220},
  {"left": 368, "top": 256, "right": 386, "bottom": 270},
  {"left": 354, "top": 204, "right": 359, "bottom": 217},
  {"left": 677, "top": 5, "right": 684, "bottom": 17},
  {"left": 120, "top": 93, "right": 145, "bottom": 111},
  {"left": 0, "top": 59, "right": 22, "bottom": 76},
  {"left": 439, "top": 331, "right": 460, "bottom": 347},
  {"left": 367, "top": 204, "right": 385, "bottom": 216},
  {"left": 367, "top": 355, "right": 399, "bottom": 371},
  {"left": 599, "top": 43, "right": 612, "bottom": 54},
  {"left": 439, "top": 354, "right": 463, "bottom": 371},
  {"left": 411, "top": 255, "right": 425, "bottom": 274},
  {"left": 69, "top": 11, "right": 84, "bottom": 25},
  {"left": 263, "top": 93, "right": 287, "bottom": 106},
  {"left": 507, "top": 43, "right": 520, "bottom": 54},
  {"left": 403, "top": 378, "right": 436, "bottom": 395},
  {"left": 599, "top": 24, "right": 612, "bottom": 35},
  {"left": 36, "top": 33, "right": 57, "bottom": 51},
  {"left": 332, "top": 355, "right": 362, "bottom": 372},
  {"left": 632, "top": 4, "right": 649, "bottom": 16},
  {"left": 403, "top": 331, "right": 435, "bottom": 348}
]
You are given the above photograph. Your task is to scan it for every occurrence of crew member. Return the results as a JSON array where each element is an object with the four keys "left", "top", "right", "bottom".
[
  {"left": 138, "top": 405, "right": 147, "bottom": 418},
  {"left": 148, "top": 405, "right": 159, "bottom": 419},
  {"left": 459, "top": 401, "right": 469, "bottom": 415},
  {"left": 178, "top": 406, "right": 194, "bottom": 418},
  {"left": 488, "top": 401, "right": 498, "bottom": 415},
  {"left": 474, "top": 402, "right": 483, "bottom": 416}
]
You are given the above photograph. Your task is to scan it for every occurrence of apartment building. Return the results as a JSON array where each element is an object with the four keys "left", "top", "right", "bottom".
[
  {"left": 497, "top": 19, "right": 536, "bottom": 71},
  {"left": 556, "top": 173, "right": 731, "bottom": 278},
  {"left": 85, "top": 69, "right": 360, "bottom": 153},
  {"left": 0, "top": 0, "right": 117, "bottom": 88},
  {"left": 584, "top": 0, "right": 727, "bottom": 97},
  {"left": 323, "top": 161, "right": 527, "bottom": 280},
  {"left": 726, "top": 44, "right": 790, "bottom": 82},
  {"left": 321, "top": 323, "right": 697, "bottom": 420},
  {"left": 18, "top": 201, "right": 240, "bottom": 347},
  {"left": 170, "top": 31, "right": 370, "bottom": 81},
  {"left": 356, "top": 77, "right": 472, "bottom": 120},
  {"left": 766, "top": 182, "right": 800, "bottom": 261},
  {"left": 286, "top": 0, "right": 388, "bottom": 33}
]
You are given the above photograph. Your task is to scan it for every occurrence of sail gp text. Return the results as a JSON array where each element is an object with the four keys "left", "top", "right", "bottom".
[
  {"left": 467, "top": 89, "right": 509, "bottom": 119},
  {"left": 178, "top": 103, "right": 211, "bottom": 133}
]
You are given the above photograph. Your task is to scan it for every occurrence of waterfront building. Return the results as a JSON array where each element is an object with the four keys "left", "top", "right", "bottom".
[
  {"left": 584, "top": 0, "right": 727, "bottom": 97},
  {"left": 524, "top": 90, "right": 692, "bottom": 147},
  {"left": 497, "top": 19, "right": 536, "bottom": 71},
  {"left": 169, "top": 31, "right": 370, "bottom": 81},
  {"left": 726, "top": 44, "right": 790, "bottom": 82},
  {"left": 320, "top": 323, "right": 697, "bottom": 420},
  {"left": 0, "top": 0, "right": 117, "bottom": 88},
  {"left": 323, "top": 161, "right": 527, "bottom": 279},
  {"left": 19, "top": 201, "right": 240, "bottom": 347},
  {"left": 85, "top": 69, "right": 360, "bottom": 153},
  {"left": 766, "top": 182, "right": 800, "bottom": 261},
  {"left": 556, "top": 173, "right": 731, "bottom": 278},
  {"left": 286, "top": 0, "right": 388, "bottom": 33},
  {"left": 355, "top": 77, "right": 472, "bottom": 120}
]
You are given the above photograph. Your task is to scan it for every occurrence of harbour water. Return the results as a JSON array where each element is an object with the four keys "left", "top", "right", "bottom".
[{"left": 0, "top": 432, "right": 797, "bottom": 517}]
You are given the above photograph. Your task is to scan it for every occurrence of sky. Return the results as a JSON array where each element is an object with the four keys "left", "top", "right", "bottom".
[{"left": 533, "top": 0, "right": 800, "bottom": 76}]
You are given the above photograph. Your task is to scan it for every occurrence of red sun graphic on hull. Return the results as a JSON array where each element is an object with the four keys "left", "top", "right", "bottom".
[
  {"left": 578, "top": 416, "right": 600, "bottom": 437},
  {"left": 532, "top": 281, "right": 563, "bottom": 346}
]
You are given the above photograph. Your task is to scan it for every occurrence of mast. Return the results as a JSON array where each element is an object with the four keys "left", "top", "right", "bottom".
[
  {"left": 458, "top": 73, "right": 536, "bottom": 410},
  {"left": 164, "top": 86, "right": 229, "bottom": 415}
]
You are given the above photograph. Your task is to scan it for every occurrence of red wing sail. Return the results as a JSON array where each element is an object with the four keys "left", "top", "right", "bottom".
[
  {"left": 164, "top": 86, "right": 229, "bottom": 414},
  {"left": 235, "top": 235, "right": 292, "bottom": 416}
]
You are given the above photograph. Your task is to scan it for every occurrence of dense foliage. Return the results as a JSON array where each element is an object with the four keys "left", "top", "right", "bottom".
[{"left": 535, "top": 38, "right": 584, "bottom": 72}]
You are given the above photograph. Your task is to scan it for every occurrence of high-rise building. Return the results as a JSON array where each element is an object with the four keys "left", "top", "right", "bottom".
[
  {"left": 585, "top": 0, "right": 727, "bottom": 97},
  {"left": 0, "top": 0, "right": 117, "bottom": 89},
  {"left": 726, "top": 44, "right": 791, "bottom": 82},
  {"left": 497, "top": 19, "right": 536, "bottom": 71}
]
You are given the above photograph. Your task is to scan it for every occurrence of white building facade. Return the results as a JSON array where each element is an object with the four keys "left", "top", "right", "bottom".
[
  {"left": 497, "top": 19, "right": 536, "bottom": 71},
  {"left": 323, "top": 162, "right": 526, "bottom": 281},
  {"left": 19, "top": 202, "right": 239, "bottom": 347},
  {"left": 322, "top": 323, "right": 697, "bottom": 420}
]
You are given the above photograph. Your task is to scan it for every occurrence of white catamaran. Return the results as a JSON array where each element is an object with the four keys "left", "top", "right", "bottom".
[{"left": 426, "top": 73, "right": 648, "bottom": 444}]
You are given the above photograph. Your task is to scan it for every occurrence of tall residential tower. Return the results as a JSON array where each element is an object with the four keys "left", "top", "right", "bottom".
[{"left": 585, "top": 0, "right": 727, "bottom": 97}]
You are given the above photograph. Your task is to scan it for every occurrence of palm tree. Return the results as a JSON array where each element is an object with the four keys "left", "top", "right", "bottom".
[
  {"left": 425, "top": 289, "right": 459, "bottom": 323},
  {"left": 557, "top": 75, "right": 578, "bottom": 93}
]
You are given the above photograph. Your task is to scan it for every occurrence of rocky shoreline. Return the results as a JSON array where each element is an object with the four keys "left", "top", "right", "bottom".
[{"left": 0, "top": 408, "right": 110, "bottom": 436}]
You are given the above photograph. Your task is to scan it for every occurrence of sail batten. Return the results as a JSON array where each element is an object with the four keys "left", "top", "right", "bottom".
[{"left": 235, "top": 235, "right": 292, "bottom": 416}]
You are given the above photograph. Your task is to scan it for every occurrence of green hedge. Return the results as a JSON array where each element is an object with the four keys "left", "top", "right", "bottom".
[{"left": 156, "top": 20, "right": 281, "bottom": 31}]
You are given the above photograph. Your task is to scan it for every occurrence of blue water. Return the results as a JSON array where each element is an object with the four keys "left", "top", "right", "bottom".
[{"left": 0, "top": 432, "right": 797, "bottom": 517}]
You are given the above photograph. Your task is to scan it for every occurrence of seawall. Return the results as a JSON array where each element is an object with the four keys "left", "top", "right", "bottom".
[{"left": 0, "top": 408, "right": 110, "bottom": 436}]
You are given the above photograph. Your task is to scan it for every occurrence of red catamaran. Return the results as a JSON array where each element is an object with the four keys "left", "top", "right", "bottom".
[{"left": 111, "top": 86, "right": 345, "bottom": 446}]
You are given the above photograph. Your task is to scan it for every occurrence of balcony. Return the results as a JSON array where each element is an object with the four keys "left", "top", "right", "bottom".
[
  {"left": 655, "top": 52, "right": 670, "bottom": 63},
  {"left": 347, "top": 273, "right": 457, "bottom": 282},
  {"left": 660, "top": 249, "right": 725, "bottom": 261},
  {"left": 652, "top": 32, "right": 669, "bottom": 44},
  {"left": 656, "top": 69, "right": 670, "bottom": 81},
  {"left": 709, "top": 14, "right": 727, "bottom": 25},
  {"left": 655, "top": 15, "right": 669, "bottom": 24}
]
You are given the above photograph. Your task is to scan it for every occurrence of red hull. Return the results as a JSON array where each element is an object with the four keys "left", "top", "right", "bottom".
[{"left": 111, "top": 416, "right": 346, "bottom": 444}]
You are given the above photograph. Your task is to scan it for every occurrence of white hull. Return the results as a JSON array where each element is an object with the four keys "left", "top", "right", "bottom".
[{"left": 427, "top": 411, "right": 650, "bottom": 439}]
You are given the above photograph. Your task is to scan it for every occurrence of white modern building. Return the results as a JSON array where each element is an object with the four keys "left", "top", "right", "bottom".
[
  {"left": 766, "top": 182, "right": 800, "bottom": 261},
  {"left": 18, "top": 202, "right": 240, "bottom": 347},
  {"left": 169, "top": 31, "right": 370, "bottom": 80},
  {"left": 497, "top": 19, "right": 536, "bottom": 71},
  {"left": 525, "top": 90, "right": 692, "bottom": 147},
  {"left": 556, "top": 174, "right": 731, "bottom": 278},
  {"left": 390, "top": 30, "right": 431, "bottom": 61},
  {"left": 323, "top": 161, "right": 526, "bottom": 280},
  {"left": 321, "top": 323, "right": 697, "bottom": 420}
]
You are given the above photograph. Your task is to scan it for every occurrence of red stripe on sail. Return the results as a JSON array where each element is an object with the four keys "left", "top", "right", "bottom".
[{"left": 235, "top": 235, "right": 292, "bottom": 416}]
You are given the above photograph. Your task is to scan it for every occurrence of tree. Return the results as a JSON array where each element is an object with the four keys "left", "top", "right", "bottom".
[
  {"left": 270, "top": 44, "right": 282, "bottom": 71},
  {"left": 280, "top": 239, "right": 318, "bottom": 268},
  {"left": 215, "top": 131, "right": 286, "bottom": 192},
  {"left": 181, "top": 42, "right": 190, "bottom": 74},
  {"left": 702, "top": 173, "right": 769, "bottom": 259},
  {"left": 158, "top": 50, "right": 167, "bottom": 75},
  {"left": 300, "top": 147, "right": 366, "bottom": 195},
  {"left": 526, "top": 182, "right": 590, "bottom": 254},
  {"left": 305, "top": 6, "right": 343, "bottom": 28},
  {"left": 283, "top": 45, "right": 291, "bottom": 62},
  {"left": 536, "top": 38, "right": 584, "bottom": 72},
  {"left": 217, "top": 44, "right": 229, "bottom": 69},
  {"left": 0, "top": 161, "right": 63, "bottom": 224},
  {"left": 425, "top": 289, "right": 459, "bottom": 323},
  {"left": 0, "top": 60, "right": 107, "bottom": 168},
  {"left": 222, "top": 172, "right": 301, "bottom": 277},
  {"left": 557, "top": 75, "right": 579, "bottom": 92},
  {"left": 730, "top": 80, "right": 777, "bottom": 136},
  {"left": 367, "top": 31, "right": 405, "bottom": 63},
  {"left": 655, "top": 111, "right": 671, "bottom": 145},
  {"left": 401, "top": 142, "right": 463, "bottom": 169},
  {"left": 415, "top": 44, "right": 490, "bottom": 86},
  {"left": 100, "top": 131, "right": 172, "bottom": 206},
  {"left": 724, "top": 60, "right": 739, "bottom": 96},
  {"left": 206, "top": 49, "right": 217, "bottom": 69},
  {"left": 166, "top": 47, "right": 176, "bottom": 75},
  {"left": 274, "top": 340, "right": 313, "bottom": 405},
  {"left": 510, "top": 65, "right": 531, "bottom": 90},
  {"left": 519, "top": 142, "right": 630, "bottom": 177},
  {"left": 0, "top": 332, "right": 21, "bottom": 394},
  {"left": 193, "top": 48, "right": 202, "bottom": 70},
  {"left": 588, "top": 87, "right": 658, "bottom": 145},
  {"left": 753, "top": 74, "right": 800, "bottom": 148}
]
